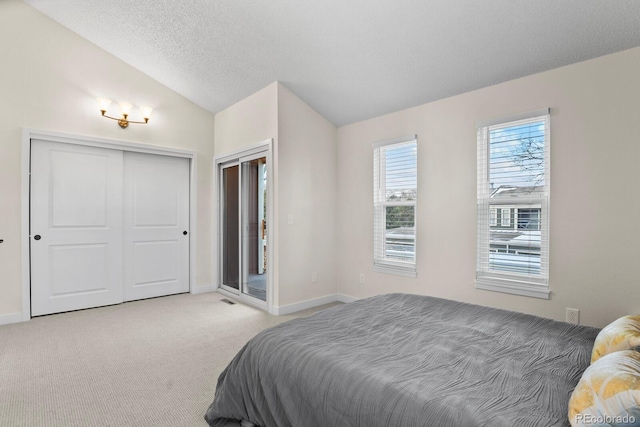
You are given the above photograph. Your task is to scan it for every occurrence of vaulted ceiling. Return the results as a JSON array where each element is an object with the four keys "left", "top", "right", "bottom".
[{"left": 23, "top": 0, "right": 640, "bottom": 126}]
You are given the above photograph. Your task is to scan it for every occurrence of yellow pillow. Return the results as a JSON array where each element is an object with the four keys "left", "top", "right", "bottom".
[
  {"left": 591, "top": 315, "right": 640, "bottom": 364},
  {"left": 569, "top": 350, "right": 640, "bottom": 427}
]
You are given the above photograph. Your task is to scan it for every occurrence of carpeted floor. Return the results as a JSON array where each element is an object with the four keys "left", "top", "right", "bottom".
[{"left": 0, "top": 292, "right": 338, "bottom": 427}]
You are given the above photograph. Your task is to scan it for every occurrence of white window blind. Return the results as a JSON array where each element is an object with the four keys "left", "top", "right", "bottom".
[
  {"left": 373, "top": 136, "right": 417, "bottom": 277},
  {"left": 476, "top": 110, "right": 550, "bottom": 299}
]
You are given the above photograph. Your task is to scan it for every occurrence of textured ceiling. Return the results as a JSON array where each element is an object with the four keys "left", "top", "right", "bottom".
[{"left": 22, "top": 0, "right": 640, "bottom": 126}]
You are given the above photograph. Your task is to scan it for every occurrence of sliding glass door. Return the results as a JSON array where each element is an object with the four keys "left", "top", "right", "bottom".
[
  {"left": 220, "top": 151, "right": 268, "bottom": 306},
  {"left": 241, "top": 157, "right": 267, "bottom": 301},
  {"left": 221, "top": 164, "right": 240, "bottom": 291}
]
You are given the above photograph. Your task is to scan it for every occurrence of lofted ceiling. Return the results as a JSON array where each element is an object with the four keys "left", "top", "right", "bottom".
[{"left": 22, "top": 0, "right": 640, "bottom": 126}]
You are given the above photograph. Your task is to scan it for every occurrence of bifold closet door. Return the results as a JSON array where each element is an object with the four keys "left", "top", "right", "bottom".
[
  {"left": 123, "top": 152, "right": 190, "bottom": 302},
  {"left": 30, "top": 140, "right": 124, "bottom": 316}
]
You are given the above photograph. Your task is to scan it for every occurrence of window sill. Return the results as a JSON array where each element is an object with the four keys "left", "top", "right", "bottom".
[
  {"left": 476, "top": 277, "right": 549, "bottom": 299},
  {"left": 373, "top": 264, "right": 417, "bottom": 278}
]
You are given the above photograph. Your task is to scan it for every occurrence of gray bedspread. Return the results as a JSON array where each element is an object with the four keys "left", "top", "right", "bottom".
[{"left": 205, "top": 293, "right": 599, "bottom": 427}]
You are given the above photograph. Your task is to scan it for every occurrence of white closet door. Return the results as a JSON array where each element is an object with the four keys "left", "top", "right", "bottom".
[
  {"left": 30, "top": 140, "right": 124, "bottom": 316},
  {"left": 123, "top": 152, "right": 190, "bottom": 302}
]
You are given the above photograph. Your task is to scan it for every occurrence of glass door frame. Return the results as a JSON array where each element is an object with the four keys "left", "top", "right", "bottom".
[{"left": 215, "top": 140, "right": 273, "bottom": 312}]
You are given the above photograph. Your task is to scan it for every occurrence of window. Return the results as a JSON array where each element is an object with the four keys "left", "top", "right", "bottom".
[
  {"left": 373, "top": 135, "right": 417, "bottom": 277},
  {"left": 500, "top": 208, "right": 511, "bottom": 227},
  {"left": 477, "top": 109, "right": 550, "bottom": 299},
  {"left": 489, "top": 208, "right": 497, "bottom": 226},
  {"left": 517, "top": 208, "right": 540, "bottom": 230}
]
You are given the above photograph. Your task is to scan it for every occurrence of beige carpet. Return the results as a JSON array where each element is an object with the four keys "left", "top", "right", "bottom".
[{"left": 0, "top": 292, "right": 338, "bottom": 427}]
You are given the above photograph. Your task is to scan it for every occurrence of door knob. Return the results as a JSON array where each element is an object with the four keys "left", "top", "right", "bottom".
[
  {"left": 34, "top": 235, "right": 41, "bottom": 240},
  {"left": 183, "top": 231, "right": 188, "bottom": 235}
]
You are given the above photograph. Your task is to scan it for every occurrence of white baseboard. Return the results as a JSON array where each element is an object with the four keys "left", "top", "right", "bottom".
[
  {"left": 191, "top": 284, "right": 216, "bottom": 294},
  {"left": 273, "top": 294, "right": 339, "bottom": 315},
  {"left": 337, "top": 294, "right": 359, "bottom": 303},
  {"left": 0, "top": 312, "right": 26, "bottom": 326},
  {"left": 273, "top": 294, "right": 362, "bottom": 315}
]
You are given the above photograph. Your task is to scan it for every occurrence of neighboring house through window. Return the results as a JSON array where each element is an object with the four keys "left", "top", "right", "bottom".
[
  {"left": 373, "top": 135, "right": 417, "bottom": 277},
  {"left": 477, "top": 109, "right": 550, "bottom": 299}
]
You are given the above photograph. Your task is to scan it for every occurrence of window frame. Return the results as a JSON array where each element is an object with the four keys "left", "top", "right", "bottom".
[
  {"left": 372, "top": 135, "right": 418, "bottom": 278},
  {"left": 500, "top": 208, "right": 511, "bottom": 227},
  {"left": 489, "top": 208, "right": 497, "bottom": 227},
  {"left": 476, "top": 109, "right": 550, "bottom": 299}
]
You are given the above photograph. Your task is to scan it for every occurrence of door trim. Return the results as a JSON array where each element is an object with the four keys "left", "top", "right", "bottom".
[
  {"left": 21, "top": 128, "right": 198, "bottom": 322},
  {"left": 213, "top": 139, "right": 274, "bottom": 313}
]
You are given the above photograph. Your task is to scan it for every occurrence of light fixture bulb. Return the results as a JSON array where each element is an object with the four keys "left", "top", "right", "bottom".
[
  {"left": 97, "top": 97, "right": 112, "bottom": 112},
  {"left": 119, "top": 102, "right": 133, "bottom": 116},
  {"left": 140, "top": 106, "right": 153, "bottom": 120}
]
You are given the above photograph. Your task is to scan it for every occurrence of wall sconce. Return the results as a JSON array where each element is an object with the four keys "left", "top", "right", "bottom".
[{"left": 97, "top": 98, "right": 152, "bottom": 129}]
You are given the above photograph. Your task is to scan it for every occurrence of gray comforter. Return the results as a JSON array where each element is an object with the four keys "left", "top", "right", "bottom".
[{"left": 205, "top": 293, "right": 599, "bottom": 427}]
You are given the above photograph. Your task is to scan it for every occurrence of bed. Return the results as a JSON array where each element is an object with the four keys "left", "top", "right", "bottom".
[{"left": 205, "top": 293, "right": 599, "bottom": 427}]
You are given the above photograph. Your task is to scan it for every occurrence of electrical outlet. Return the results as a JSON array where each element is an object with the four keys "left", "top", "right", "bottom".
[
  {"left": 359, "top": 273, "right": 365, "bottom": 284},
  {"left": 566, "top": 308, "right": 580, "bottom": 324},
  {"left": 311, "top": 272, "right": 318, "bottom": 283}
]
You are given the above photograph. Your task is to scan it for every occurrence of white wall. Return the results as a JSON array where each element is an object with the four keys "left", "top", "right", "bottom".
[
  {"left": 337, "top": 47, "right": 640, "bottom": 328},
  {"left": 212, "top": 82, "right": 337, "bottom": 309},
  {"left": 277, "top": 83, "right": 337, "bottom": 307},
  {"left": 213, "top": 83, "right": 279, "bottom": 157},
  {"left": 0, "top": 0, "right": 216, "bottom": 320},
  {"left": 5, "top": 0, "right": 637, "bottom": 327},
  {"left": 212, "top": 82, "right": 280, "bottom": 304}
]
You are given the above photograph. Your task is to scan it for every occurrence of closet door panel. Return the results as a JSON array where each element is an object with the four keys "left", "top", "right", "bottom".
[
  {"left": 123, "top": 152, "right": 190, "bottom": 302},
  {"left": 30, "top": 140, "right": 124, "bottom": 316}
]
